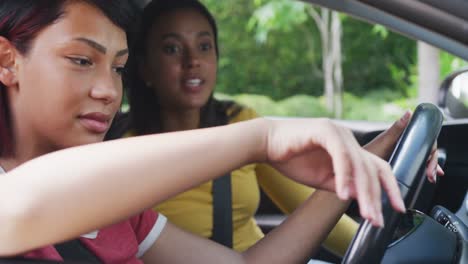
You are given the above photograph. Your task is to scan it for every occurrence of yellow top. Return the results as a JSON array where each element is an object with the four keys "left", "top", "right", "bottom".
[{"left": 131, "top": 107, "right": 358, "bottom": 255}]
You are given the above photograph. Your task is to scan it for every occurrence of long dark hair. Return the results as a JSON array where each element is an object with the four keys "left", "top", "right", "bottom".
[
  {"left": 0, "top": 0, "right": 137, "bottom": 156},
  {"left": 127, "top": 0, "right": 241, "bottom": 136}
]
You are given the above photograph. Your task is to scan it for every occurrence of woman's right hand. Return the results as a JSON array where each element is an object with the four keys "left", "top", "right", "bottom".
[{"left": 259, "top": 118, "right": 406, "bottom": 227}]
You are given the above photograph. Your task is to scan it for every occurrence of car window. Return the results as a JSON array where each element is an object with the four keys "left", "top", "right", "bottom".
[{"left": 196, "top": 0, "right": 468, "bottom": 124}]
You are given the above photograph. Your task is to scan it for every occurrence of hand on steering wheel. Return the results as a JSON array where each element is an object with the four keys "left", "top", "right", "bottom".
[{"left": 342, "top": 103, "right": 444, "bottom": 264}]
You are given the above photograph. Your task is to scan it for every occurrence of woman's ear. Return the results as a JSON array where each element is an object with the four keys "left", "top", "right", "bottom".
[{"left": 0, "top": 37, "right": 18, "bottom": 87}]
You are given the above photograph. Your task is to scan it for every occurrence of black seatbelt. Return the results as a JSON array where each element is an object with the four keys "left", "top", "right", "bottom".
[
  {"left": 0, "top": 240, "right": 100, "bottom": 263},
  {"left": 0, "top": 258, "right": 61, "bottom": 263},
  {"left": 55, "top": 239, "right": 101, "bottom": 263},
  {"left": 211, "top": 173, "right": 233, "bottom": 248}
]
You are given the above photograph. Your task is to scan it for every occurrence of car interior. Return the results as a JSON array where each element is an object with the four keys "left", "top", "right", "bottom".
[
  {"left": 254, "top": 0, "right": 468, "bottom": 263},
  {"left": 1, "top": 0, "right": 467, "bottom": 263}
]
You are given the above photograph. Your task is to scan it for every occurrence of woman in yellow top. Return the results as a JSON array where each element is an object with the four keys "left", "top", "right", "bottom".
[{"left": 123, "top": 0, "right": 441, "bottom": 256}]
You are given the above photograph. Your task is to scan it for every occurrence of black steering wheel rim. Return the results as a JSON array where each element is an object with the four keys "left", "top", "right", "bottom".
[{"left": 342, "top": 103, "right": 444, "bottom": 264}]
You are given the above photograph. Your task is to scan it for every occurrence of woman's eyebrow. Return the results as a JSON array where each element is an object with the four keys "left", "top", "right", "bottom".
[
  {"left": 161, "top": 31, "right": 212, "bottom": 41},
  {"left": 161, "top": 33, "right": 181, "bottom": 41},
  {"left": 116, "top": 49, "right": 129, "bottom": 57},
  {"left": 197, "top": 31, "right": 212, "bottom": 38},
  {"left": 74, "top": 37, "right": 107, "bottom": 54},
  {"left": 73, "top": 37, "right": 128, "bottom": 57}
]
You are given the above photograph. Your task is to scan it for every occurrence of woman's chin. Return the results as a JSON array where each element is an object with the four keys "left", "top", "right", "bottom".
[
  {"left": 67, "top": 134, "right": 105, "bottom": 147},
  {"left": 186, "top": 97, "right": 212, "bottom": 110}
]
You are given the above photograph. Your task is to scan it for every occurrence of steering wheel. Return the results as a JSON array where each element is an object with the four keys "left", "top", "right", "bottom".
[{"left": 342, "top": 103, "right": 444, "bottom": 264}]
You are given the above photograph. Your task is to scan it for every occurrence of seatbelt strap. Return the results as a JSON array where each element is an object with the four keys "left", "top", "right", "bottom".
[
  {"left": 55, "top": 239, "right": 101, "bottom": 263},
  {"left": 211, "top": 173, "right": 233, "bottom": 248},
  {"left": 0, "top": 240, "right": 100, "bottom": 263}
]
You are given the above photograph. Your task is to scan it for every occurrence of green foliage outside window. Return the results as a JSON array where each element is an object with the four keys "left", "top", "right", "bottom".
[{"left": 194, "top": 1, "right": 467, "bottom": 121}]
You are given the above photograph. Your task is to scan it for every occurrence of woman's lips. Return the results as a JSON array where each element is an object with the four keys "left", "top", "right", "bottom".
[
  {"left": 182, "top": 78, "right": 204, "bottom": 93},
  {"left": 79, "top": 112, "right": 110, "bottom": 134}
]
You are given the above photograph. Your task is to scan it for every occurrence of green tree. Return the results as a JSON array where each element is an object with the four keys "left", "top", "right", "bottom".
[
  {"left": 248, "top": 0, "right": 344, "bottom": 117},
  {"left": 202, "top": 0, "right": 416, "bottom": 101},
  {"left": 202, "top": 0, "right": 323, "bottom": 99},
  {"left": 342, "top": 19, "right": 416, "bottom": 97}
]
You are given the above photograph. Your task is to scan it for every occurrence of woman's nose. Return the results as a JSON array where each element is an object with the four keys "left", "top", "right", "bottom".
[
  {"left": 183, "top": 51, "right": 201, "bottom": 69},
  {"left": 89, "top": 74, "right": 120, "bottom": 105}
]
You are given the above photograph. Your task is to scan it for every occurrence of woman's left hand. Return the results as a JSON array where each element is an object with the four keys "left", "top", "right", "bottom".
[{"left": 364, "top": 111, "right": 444, "bottom": 183}]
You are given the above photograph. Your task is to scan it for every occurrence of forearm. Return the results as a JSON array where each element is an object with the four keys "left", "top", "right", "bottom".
[
  {"left": 0, "top": 118, "right": 267, "bottom": 255},
  {"left": 243, "top": 190, "right": 350, "bottom": 264},
  {"left": 363, "top": 140, "right": 392, "bottom": 160},
  {"left": 146, "top": 191, "right": 350, "bottom": 264},
  {"left": 256, "top": 163, "right": 315, "bottom": 214},
  {"left": 323, "top": 214, "right": 358, "bottom": 256},
  {"left": 257, "top": 164, "right": 357, "bottom": 257}
]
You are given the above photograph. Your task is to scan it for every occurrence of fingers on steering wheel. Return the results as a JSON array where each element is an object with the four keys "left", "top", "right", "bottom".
[
  {"left": 437, "top": 165, "right": 444, "bottom": 176},
  {"left": 334, "top": 126, "right": 382, "bottom": 226},
  {"left": 361, "top": 152, "right": 383, "bottom": 227},
  {"left": 373, "top": 154, "right": 406, "bottom": 214},
  {"left": 328, "top": 126, "right": 353, "bottom": 200},
  {"left": 390, "top": 111, "right": 411, "bottom": 136},
  {"left": 334, "top": 126, "right": 367, "bottom": 201},
  {"left": 426, "top": 147, "right": 442, "bottom": 183},
  {"left": 353, "top": 151, "right": 374, "bottom": 224}
]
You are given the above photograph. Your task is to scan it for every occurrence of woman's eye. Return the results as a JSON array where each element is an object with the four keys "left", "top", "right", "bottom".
[
  {"left": 163, "top": 45, "right": 181, "bottom": 55},
  {"left": 113, "top": 66, "right": 125, "bottom": 76},
  {"left": 200, "top": 43, "right": 213, "bottom": 52},
  {"left": 68, "top": 57, "right": 93, "bottom": 67}
]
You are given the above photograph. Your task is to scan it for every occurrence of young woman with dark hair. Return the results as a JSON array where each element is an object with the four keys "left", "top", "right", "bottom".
[
  {"left": 0, "top": 0, "right": 437, "bottom": 263},
  {"left": 0, "top": 0, "right": 136, "bottom": 155},
  {"left": 127, "top": 0, "right": 237, "bottom": 136},
  {"left": 123, "top": 0, "right": 442, "bottom": 256}
]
